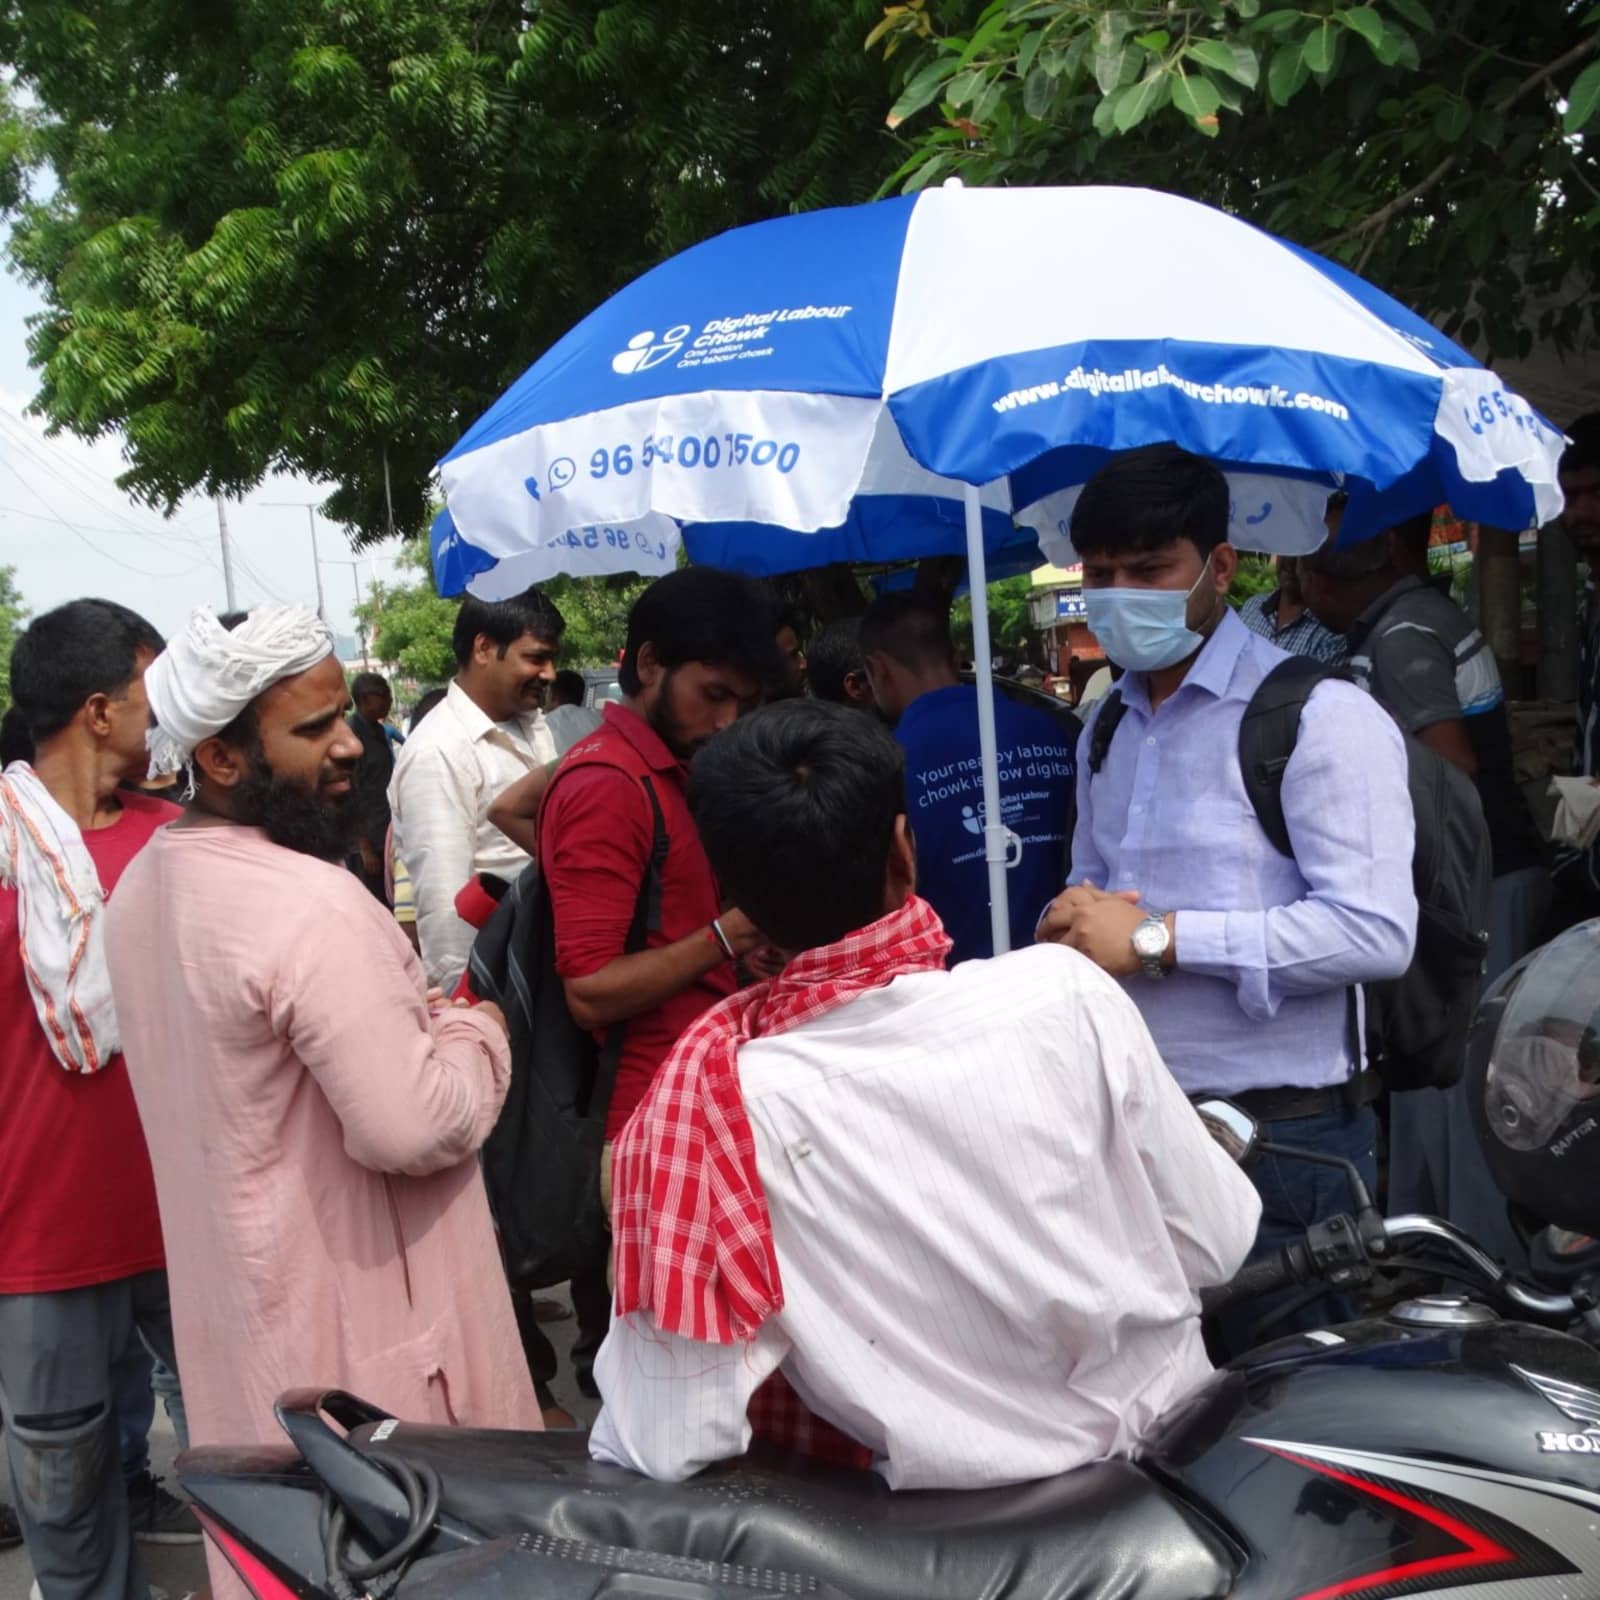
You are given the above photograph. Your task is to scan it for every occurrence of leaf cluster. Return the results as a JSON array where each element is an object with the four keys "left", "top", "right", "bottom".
[
  {"left": 0, "top": 565, "right": 26, "bottom": 714},
  {"left": 0, "top": 0, "right": 900, "bottom": 541},
  {"left": 873, "top": 0, "right": 1600, "bottom": 365}
]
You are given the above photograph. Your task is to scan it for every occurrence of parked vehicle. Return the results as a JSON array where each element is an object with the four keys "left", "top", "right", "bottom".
[
  {"left": 178, "top": 1112, "right": 1600, "bottom": 1600},
  {"left": 580, "top": 668, "right": 622, "bottom": 709}
]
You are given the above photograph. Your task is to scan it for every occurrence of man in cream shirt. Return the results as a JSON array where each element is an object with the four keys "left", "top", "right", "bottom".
[{"left": 391, "top": 587, "right": 563, "bottom": 990}]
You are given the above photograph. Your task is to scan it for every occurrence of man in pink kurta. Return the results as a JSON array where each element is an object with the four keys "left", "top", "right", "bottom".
[{"left": 104, "top": 604, "right": 539, "bottom": 1600}]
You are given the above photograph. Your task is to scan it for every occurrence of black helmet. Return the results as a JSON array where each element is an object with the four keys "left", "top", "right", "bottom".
[{"left": 1466, "top": 920, "right": 1600, "bottom": 1237}]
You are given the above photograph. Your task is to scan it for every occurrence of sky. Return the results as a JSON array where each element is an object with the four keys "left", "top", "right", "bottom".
[{"left": 0, "top": 266, "right": 408, "bottom": 655}]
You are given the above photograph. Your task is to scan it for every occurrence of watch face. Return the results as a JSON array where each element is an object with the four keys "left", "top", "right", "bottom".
[{"left": 1133, "top": 920, "right": 1168, "bottom": 959}]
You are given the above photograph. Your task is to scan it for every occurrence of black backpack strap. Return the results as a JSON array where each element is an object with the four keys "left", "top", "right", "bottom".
[
  {"left": 591, "top": 772, "right": 671, "bottom": 1126},
  {"left": 1086, "top": 689, "right": 1128, "bottom": 776},
  {"left": 1237, "top": 656, "right": 1342, "bottom": 857},
  {"left": 629, "top": 775, "right": 670, "bottom": 944}
]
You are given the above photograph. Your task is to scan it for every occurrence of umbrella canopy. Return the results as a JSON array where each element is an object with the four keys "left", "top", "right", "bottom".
[
  {"left": 429, "top": 410, "right": 1035, "bottom": 597},
  {"left": 439, "top": 184, "right": 1563, "bottom": 569},
  {"left": 436, "top": 183, "right": 1566, "bottom": 957}
]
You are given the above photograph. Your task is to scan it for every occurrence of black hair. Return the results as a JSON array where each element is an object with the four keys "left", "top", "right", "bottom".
[
  {"left": 216, "top": 610, "right": 251, "bottom": 630},
  {"left": 409, "top": 687, "right": 448, "bottom": 730},
  {"left": 617, "top": 568, "right": 784, "bottom": 696},
  {"left": 807, "top": 618, "right": 866, "bottom": 704},
  {"left": 9, "top": 598, "right": 164, "bottom": 743},
  {"left": 0, "top": 706, "right": 34, "bottom": 766},
  {"left": 1070, "top": 442, "right": 1230, "bottom": 559},
  {"left": 552, "top": 669, "right": 586, "bottom": 707},
  {"left": 452, "top": 587, "right": 565, "bottom": 669},
  {"left": 351, "top": 671, "right": 390, "bottom": 702},
  {"left": 1307, "top": 507, "right": 1431, "bottom": 582},
  {"left": 858, "top": 591, "right": 954, "bottom": 672},
  {"left": 1391, "top": 509, "right": 1435, "bottom": 571},
  {"left": 776, "top": 604, "right": 806, "bottom": 640},
  {"left": 689, "top": 699, "right": 906, "bottom": 951},
  {"left": 1562, "top": 413, "right": 1600, "bottom": 477}
]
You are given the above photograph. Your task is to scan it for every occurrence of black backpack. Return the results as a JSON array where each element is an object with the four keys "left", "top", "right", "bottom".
[
  {"left": 465, "top": 771, "right": 668, "bottom": 1289},
  {"left": 1087, "top": 656, "right": 1491, "bottom": 1091}
]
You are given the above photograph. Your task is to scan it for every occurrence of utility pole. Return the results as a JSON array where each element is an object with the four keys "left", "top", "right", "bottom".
[
  {"left": 323, "top": 558, "right": 372, "bottom": 665},
  {"left": 346, "top": 567, "right": 368, "bottom": 664},
  {"left": 214, "top": 496, "right": 238, "bottom": 613},
  {"left": 262, "top": 500, "right": 329, "bottom": 622},
  {"left": 306, "top": 506, "right": 327, "bottom": 623}
]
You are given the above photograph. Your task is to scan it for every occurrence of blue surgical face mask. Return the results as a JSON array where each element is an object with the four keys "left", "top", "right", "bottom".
[{"left": 1083, "top": 556, "right": 1214, "bottom": 673}]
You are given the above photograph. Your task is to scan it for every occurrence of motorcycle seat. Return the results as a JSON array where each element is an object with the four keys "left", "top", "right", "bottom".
[{"left": 355, "top": 1422, "right": 1234, "bottom": 1600}]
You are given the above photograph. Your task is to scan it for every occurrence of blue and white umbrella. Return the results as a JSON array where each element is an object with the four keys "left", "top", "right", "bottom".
[{"left": 437, "top": 182, "right": 1566, "bottom": 954}]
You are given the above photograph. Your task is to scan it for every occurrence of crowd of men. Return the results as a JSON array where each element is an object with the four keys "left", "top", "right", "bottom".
[{"left": 0, "top": 425, "right": 1597, "bottom": 1600}]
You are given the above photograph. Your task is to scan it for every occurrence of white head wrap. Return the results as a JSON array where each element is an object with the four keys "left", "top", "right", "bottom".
[{"left": 145, "top": 604, "right": 335, "bottom": 776}]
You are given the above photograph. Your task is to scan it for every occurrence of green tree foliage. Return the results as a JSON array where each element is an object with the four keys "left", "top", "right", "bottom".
[
  {"left": 951, "top": 573, "right": 1035, "bottom": 657},
  {"left": 1229, "top": 553, "right": 1279, "bottom": 605},
  {"left": 359, "top": 544, "right": 459, "bottom": 685},
  {"left": 545, "top": 573, "right": 651, "bottom": 669},
  {"left": 0, "top": 0, "right": 898, "bottom": 539},
  {"left": 873, "top": 0, "right": 1600, "bottom": 360},
  {"left": 360, "top": 541, "right": 646, "bottom": 684},
  {"left": 0, "top": 565, "right": 27, "bottom": 713}
]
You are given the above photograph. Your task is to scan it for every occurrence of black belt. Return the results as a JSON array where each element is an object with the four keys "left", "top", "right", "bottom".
[{"left": 1227, "top": 1070, "right": 1381, "bottom": 1124}]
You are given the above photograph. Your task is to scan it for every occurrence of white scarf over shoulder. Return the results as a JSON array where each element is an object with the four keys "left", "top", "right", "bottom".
[
  {"left": 0, "top": 761, "right": 117, "bottom": 1074},
  {"left": 145, "top": 604, "right": 334, "bottom": 776}
]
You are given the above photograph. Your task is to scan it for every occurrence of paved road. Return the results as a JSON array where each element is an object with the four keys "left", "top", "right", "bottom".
[{"left": 0, "top": 1286, "right": 599, "bottom": 1599}]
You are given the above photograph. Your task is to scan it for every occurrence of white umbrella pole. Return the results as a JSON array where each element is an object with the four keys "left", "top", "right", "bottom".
[{"left": 962, "top": 481, "right": 1012, "bottom": 956}]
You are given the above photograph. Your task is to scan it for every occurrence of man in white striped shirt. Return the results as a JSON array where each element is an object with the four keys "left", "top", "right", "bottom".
[
  {"left": 389, "top": 588, "right": 562, "bottom": 991},
  {"left": 591, "top": 700, "right": 1260, "bottom": 1489}
]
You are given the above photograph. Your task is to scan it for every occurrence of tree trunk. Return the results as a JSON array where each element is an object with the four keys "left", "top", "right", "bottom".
[
  {"left": 1536, "top": 516, "right": 1579, "bottom": 703},
  {"left": 1475, "top": 526, "right": 1522, "bottom": 692}
]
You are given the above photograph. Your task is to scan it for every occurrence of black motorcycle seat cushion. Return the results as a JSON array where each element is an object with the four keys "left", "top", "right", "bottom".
[{"left": 358, "top": 1424, "right": 1233, "bottom": 1600}]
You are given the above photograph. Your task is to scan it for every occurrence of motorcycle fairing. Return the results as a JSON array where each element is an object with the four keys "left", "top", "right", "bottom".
[
  {"left": 1244, "top": 1440, "right": 1572, "bottom": 1598},
  {"left": 351, "top": 1421, "right": 1234, "bottom": 1600}
]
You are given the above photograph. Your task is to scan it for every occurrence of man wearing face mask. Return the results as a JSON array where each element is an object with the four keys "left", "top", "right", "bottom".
[{"left": 1039, "top": 445, "right": 1417, "bottom": 1332}]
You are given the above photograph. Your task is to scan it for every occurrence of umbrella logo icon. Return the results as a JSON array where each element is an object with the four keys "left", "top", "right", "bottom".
[{"left": 612, "top": 326, "right": 691, "bottom": 375}]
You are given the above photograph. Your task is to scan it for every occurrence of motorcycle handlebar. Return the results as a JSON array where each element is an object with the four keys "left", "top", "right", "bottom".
[
  {"left": 1199, "top": 1249, "right": 1302, "bottom": 1317},
  {"left": 1203, "top": 1214, "right": 1582, "bottom": 1325},
  {"left": 1384, "top": 1215, "right": 1578, "bottom": 1319}
]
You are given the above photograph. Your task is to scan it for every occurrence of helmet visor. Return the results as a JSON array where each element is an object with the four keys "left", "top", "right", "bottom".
[{"left": 1485, "top": 921, "right": 1600, "bottom": 1153}]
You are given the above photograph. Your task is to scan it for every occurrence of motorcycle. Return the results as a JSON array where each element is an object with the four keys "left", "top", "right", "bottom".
[{"left": 179, "top": 1103, "right": 1600, "bottom": 1600}]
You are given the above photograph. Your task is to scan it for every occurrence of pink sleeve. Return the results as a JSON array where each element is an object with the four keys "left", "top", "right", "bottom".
[{"left": 271, "top": 896, "right": 512, "bottom": 1177}]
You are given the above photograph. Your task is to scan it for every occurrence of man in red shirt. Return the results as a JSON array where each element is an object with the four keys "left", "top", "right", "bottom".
[
  {"left": 0, "top": 600, "right": 185, "bottom": 1600},
  {"left": 539, "top": 567, "right": 785, "bottom": 1392}
]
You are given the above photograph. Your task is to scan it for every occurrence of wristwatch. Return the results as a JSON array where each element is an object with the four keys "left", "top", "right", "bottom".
[{"left": 1131, "top": 913, "right": 1171, "bottom": 980}]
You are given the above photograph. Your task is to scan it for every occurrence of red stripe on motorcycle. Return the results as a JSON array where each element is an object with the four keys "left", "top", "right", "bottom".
[
  {"left": 1263, "top": 1445, "right": 1517, "bottom": 1600},
  {"left": 193, "top": 1511, "right": 303, "bottom": 1600}
]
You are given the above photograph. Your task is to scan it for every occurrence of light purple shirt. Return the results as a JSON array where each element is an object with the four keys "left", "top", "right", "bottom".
[{"left": 1070, "top": 609, "right": 1417, "bottom": 1096}]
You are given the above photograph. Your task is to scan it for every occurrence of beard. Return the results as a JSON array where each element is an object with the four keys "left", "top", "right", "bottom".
[
  {"left": 646, "top": 669, "right": 706, "bottom": 763},
  {"left": 232, "top": 744, "right": 361, "bottom": 860}
]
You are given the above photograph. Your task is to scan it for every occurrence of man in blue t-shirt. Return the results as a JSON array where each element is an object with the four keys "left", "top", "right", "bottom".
[{"left": 860, "top": 592, "right": 1079, "bottom": 964}]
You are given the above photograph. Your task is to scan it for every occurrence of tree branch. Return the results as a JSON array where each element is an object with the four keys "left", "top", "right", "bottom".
[{"left": 1314, "top": 31, "right": 1600, "bottom": 253}]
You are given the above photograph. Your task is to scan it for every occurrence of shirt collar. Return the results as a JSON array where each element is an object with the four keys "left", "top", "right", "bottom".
[
  {"left": 1349, "top": 576, "right": 1427, "bottom": 648},
  {"left": 1120, "top": 605, "right": 1251, "bottom": 714},
  {"left": 602, "top": 700, "right": 681, "bottom": 774},
  {"left": 896, "top": 681, "right": 970, "bottom": 734},
  {"left": 446, "top": 678, "right": 545, "bottom": 745}
]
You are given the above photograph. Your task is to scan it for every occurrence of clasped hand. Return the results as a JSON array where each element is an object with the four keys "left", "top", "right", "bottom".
[{"left": 1036, "top": 881, "right": 1149, "bottom": 977}]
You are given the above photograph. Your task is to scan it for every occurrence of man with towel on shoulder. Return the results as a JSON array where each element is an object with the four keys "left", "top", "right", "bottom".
[
  {"left": 104, "top": 605, "right": 539, "bottom": 1600},
  {"left": 1, "top": 599, "right": 189, "bottom": 1600}
]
